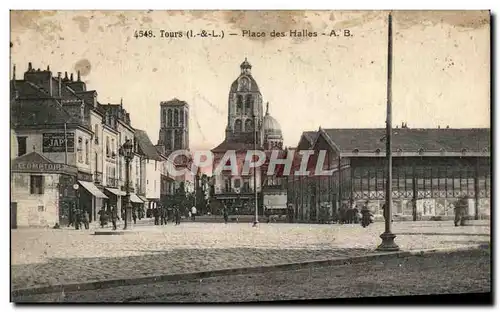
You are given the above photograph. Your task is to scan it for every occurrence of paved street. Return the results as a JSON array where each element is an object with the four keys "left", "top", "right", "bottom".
[
  {"left": 11, "top": 220, "right": 490, "bottom": 292},
  {"left": 14, "top": 248, "right": 491, "bottom": 302}
]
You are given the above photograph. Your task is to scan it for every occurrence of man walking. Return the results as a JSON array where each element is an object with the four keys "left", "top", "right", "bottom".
[
  {"left": 153, "top": 207, "right": 160, "bottom": 225},
  {"left": 191, "top": 205, "right": 197, "bottom": 221},
  {"left": 454, "top": 195, "right": 468, "bottom": 226},
  {"left": 83, "top": 210, "right": 90, "bottom": 230},
  {"left": 174, "top": 207, "right": 181, "bottom": 225},
  {"left": 111, "top": 206, "right": 117, "bottom": 230}
]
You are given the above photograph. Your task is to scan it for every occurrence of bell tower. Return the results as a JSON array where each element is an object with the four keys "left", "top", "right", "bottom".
[
  {"left": 226, "top": 58, "right": 264, "bottom": 145},
  {"left": 158, "top": 98, "right": 189, "bottom": 152}
]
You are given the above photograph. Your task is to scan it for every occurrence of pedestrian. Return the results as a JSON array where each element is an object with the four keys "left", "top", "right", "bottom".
[
  {"left": 191, "top": 205, "right": 197, "bottom": 221},
  {"left": 175, "top": 207, "right": 181, "bottom": 225},
  {"left": 153, "top": 207, "right": 160, "bottom": 225},
  {"left": 83, "top": 210, "right": 90, "bottom": 230},
  {"left": 235, "top": 207, "right": 239, "bottom": 223},
  {"left": 223, "top": 208, "right": 229, "bottom": 224},
  {"left": 454, "top": 196, "right": 468, "bottom": 226},
  {"left": 132, "top": 208, "right": 137, "bottom": 224},
  {"left": 98, "top": 207, "right": 106, "bottom": 228},
  {"left": 74, "top": 209, "right": 81, "bottom": 230},
  {"left": 111, "top": 207, "right": 117, "bottom": 230},
  {"left": 161, "top": 206, "right": 167, "bottom": 225}
]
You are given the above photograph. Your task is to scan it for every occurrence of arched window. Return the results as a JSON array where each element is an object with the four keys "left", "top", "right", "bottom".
[
  {"left": 180, "top": 109, "right": 184, "bottom": 126},
  {"left": 245, "top": 95, "right": 253, "bottom": 113},
  {"left": 174, "top": 110, "right": 179, "bottom": 127},
  {"left": 245, "top": 119, "right": 254, "bottom": 132},
  {"left": 167, "top": 109, "right": 173, "bottom": 127},
  {"left": 234, "top": 119, "right": 242, "bottom": 132},
  {"left": 236, "top": 95, "right": 243, "bottom": 113},
  {"left": 161, "top": 109, "right": 166, "bottom": 126}
]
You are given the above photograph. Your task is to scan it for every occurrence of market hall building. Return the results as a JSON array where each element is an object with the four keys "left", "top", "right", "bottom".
[{"left": 287, "top": 126, "right": 491, "bottom": 223}]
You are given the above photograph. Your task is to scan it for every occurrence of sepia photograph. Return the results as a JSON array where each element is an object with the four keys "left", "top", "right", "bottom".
[{"left": 9, "top": 9, "right": 491, "bottom": 303}]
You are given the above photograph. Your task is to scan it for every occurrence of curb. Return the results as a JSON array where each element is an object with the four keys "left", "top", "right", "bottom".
[{"left": 11, "top": 243, "right": 490, "bottom": 298}]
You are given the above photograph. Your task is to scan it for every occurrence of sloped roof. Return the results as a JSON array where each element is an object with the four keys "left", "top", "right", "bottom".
[
  {"left": 134, "top": 129, "right": 164, "bottom": 161},
  {"left": 12, "top": 152, "right": 53, "bottom": 165},
  {"left": 11, "top": 96, "right": 80, "bottom": 127},
  {"left": 212, "top": 140, "right": 257, "bottom": 153},
  {"left": 321, "top": 128, "right": 490, "bottom": 153}
]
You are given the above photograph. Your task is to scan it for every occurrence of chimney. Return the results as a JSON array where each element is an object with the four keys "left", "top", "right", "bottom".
[
  {"left": 64, "top": 71, "right": 68, "bottom": 81},
  {"left": 57, "top": 72, "right": 62, "bottom": 97},
  {"left": 77, "top": 70, "right": 81, "bottom": 81},
  {"left": 438, "top": 125, "right": 440, "bottom": 129},
  {"left": 47, "top": 65, "right": 50, "bottom": 71},
  {"left": 446, "top": 125, "right": 450, "bottom": 129},
  {"left": 70, "top": 73, "right": 74, "bottom": 81},
  {"left": 28, "top": 62, "right": 32, "bottom": 71}
]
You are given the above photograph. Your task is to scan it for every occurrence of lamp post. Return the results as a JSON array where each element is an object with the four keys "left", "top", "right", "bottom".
[
  {"left": 120, "top": 139, "right": 134, "bottom": 230},
  {"left": 377, "top": 13, "right": 399, "bottom": 251},
  {"left": 252, "top": 112, "right": 259, "bottom": 227}
]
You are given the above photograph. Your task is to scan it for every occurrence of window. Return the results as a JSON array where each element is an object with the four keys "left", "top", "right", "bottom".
[
  {"left": 180, "top": 110, "right": 184, "bottom": 126},
  {"left": 85, "top": 140, "right": 89, "bottom": 164},
  {"left": 234, "top": 179, "right": 241, "bottom": 188},
  {"left": 78, "top": 137, "right": 83, "bottom": 162},
  {"left": 245, "top": 119, "right": 254, "bottom": 132},
  {"left": 236, "top": 95, "right": 243, "bottom": 113},
  {"left": 17, "top": 136, "right": 27, "bottom": 156},
  {"left": 167, "top": 109, "right": 173, "bottom": 127},
  {"left": 245, "top": 95, "right": 253, "bottom": 113},
  {"left": 234, "top": 119, "right": 242, "bottom": 132},
  {"left": 94, "top": 124, "right": 99, "bottom": 144},
  {"left": 106, "top": 136, "right": 110, "bottom": 157},
  {"left": 174, "top": 110, "right": 179, "bottom": 127},
  {"left": 224, "top": 179, "right": 230, "bottom": 192},
  {"left": 111, "top": 138, "right": 115, "bottom": 158},
  {"left": 38, "top": 205, "right": 45, "bottom": 212},
  {"left": 30, "top": 175, "right": 44, "bottom": 194}
]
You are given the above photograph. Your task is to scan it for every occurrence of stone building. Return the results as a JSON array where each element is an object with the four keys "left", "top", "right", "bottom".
[
  {"left": 9, "top": 63, "right": 156, "bottom": 227},
  {"left": 288, "top": 126, "right": 491, "bottom": 223},
  {"left": 211, "top": 59, "right": 287, "bottom": 215}
]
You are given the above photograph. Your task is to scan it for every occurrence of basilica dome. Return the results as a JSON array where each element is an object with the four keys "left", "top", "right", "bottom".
[{"left": 262, "top": 102, "right": 283, "bottom": 138}]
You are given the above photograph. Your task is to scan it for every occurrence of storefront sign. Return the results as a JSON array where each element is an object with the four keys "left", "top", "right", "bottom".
[
  {"left": 43, "top": 133, "right": 75, "bottom": 153},
  {"left": 12, "top": 162, "right": 78, "bottom": 174},
  {"left": 77, "top": 171, "right": 93, "bottom": 182}
]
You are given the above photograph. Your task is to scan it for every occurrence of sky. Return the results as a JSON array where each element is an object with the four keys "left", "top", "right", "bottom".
[{"left": 10, "top": 10, "right": 490, "bottom": 150}]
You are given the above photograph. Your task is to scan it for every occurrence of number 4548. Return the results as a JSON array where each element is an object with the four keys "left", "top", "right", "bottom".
[{"left": 134, "top": 30, "right": 154, "bottom": 38}]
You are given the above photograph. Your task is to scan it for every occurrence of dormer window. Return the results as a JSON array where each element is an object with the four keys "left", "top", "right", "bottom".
[
  {"left": 352, "top": 148, "right": 359, "bottom": 154},
  {"left": 461, "top": 148, "right": 468, "bottom": 154},
  {"left": 418, "top": 148, "right": 424, "bottom": 155},
  {"left": 396, "top": 148, "right": 403, "bottom": 153},
  {"left": 375, "top": 148, "right": 381, "bottom": 154}
]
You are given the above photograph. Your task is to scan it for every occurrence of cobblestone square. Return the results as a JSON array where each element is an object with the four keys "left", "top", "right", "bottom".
[{"left": 11, "top": 220, "right": 490, "bottom": 292}]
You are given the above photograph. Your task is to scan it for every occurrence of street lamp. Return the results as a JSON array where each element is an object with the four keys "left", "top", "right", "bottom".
[
  {"left": 377, "top": 13, "right": 399, "bottom": 251},
  {"left": 120, "top": 139, "right": 134, "bottom": 230},
  {"left": 252, "top": 112, "right": 259, "bottom": 227}
]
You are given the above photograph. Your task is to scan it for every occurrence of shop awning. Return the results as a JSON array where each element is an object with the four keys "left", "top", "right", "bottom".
[
  {"left": 130, "top": 194, "right": 144, "bottom": 203},
  {"left": 137, "top": 195, "right": 148, "bottom": 202},
  {"left": 105, "top": 188, "right": 126, "bottom": 196},
  {"left": 79, "top": 181, "right": 108, "bottom": 199}
]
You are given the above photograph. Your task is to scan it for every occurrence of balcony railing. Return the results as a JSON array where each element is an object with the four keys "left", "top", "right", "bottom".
[
  {"left": 107, "top": 177, "right": 118, "bottom": 188},
  {"left": 94, "top": 171, "right": 103, "bottom": 184}
]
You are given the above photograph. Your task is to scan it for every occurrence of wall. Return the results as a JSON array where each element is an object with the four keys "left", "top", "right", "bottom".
[
  {"left": 11, "top": 172, "right": 60, "bottom": 227},
  {"left": 11, "top": 129, "right": 18, "bottom": 159},
  {"left": 145, "top": 159, "right": 161, "bottom": 199}
]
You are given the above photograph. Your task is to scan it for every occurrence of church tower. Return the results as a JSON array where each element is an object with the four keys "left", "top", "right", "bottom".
[
  {"left": 158, "top": 98, "right": 189, "bottom": 152},
  {"left": 225, "top": 58, "right": 264, "bottom": 146}
]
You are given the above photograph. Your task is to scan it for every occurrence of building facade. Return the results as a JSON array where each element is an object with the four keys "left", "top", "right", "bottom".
[
  {"left": 287, "top": 126, "right": 491, "bottom": 223},
  {"left": 10, "top": 63, "right": 157, "bottom": 227},
  {"left": 211, "top": 59, "right": 287, "bottom": 215}
]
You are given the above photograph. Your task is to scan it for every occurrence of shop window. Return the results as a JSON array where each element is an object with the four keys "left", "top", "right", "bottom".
[
  {"left": 30, "top": 175, "right": 44, "bottom": 194},
  {"left": 17, "top": 136, "right": 27, "bottom": 156}
]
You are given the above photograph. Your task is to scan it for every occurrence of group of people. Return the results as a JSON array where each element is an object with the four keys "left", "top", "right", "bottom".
[
  {"left": 97, "top": 205, "right": 143, "bottom": 230},
  {"left": 151, "top": 205, "right": 183, "bottom": 225},
  {"left": 68, "top": 207, "right": 90, "bottom": 230}
]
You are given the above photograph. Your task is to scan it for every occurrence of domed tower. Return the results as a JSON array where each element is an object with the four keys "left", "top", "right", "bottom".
[
  {"left": 225, "top": 58, "right": 264, "bottom": 145},
  {"left": 262, "top": 102, "right": 284, "bottom": 150}
]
